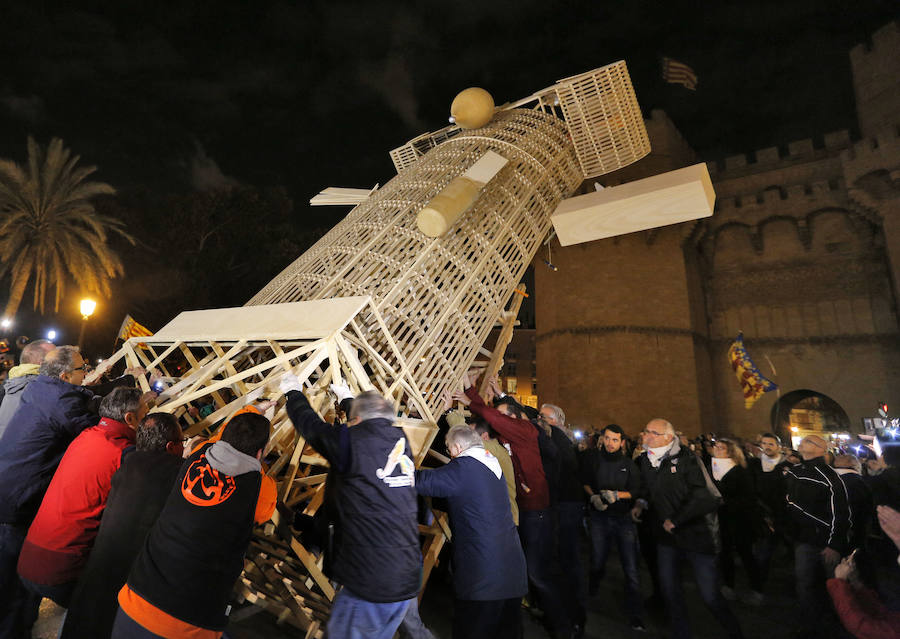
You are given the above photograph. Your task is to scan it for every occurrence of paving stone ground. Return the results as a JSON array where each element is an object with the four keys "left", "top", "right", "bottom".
[{"left": 35, "top": 528, "right": 799, "bottom": 639}]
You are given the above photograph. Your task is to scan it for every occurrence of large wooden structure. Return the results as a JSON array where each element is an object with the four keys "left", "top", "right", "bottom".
[{"left": 91, "top": 60, "right": 717, "bottom": 634}]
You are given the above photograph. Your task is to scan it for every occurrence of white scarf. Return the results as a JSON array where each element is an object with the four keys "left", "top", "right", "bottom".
[
  {"left": 647, "top": 440, "right": 676, "bottom": 468},
  {"left": 834, "top": 468, "right": 857, "bottom": 476},
  {"left": 457, "top": 446, "right": 502, "bottom": 479},
  {"left": 761, "top": 453, "right": 783, "bottom": 472},
  {"left": 711, "top": 457, "right": 736, "bottom": 481}
]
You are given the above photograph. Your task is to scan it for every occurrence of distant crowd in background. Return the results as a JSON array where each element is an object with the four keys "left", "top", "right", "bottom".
[{"left": 0, "top": 339, "right": 898, "bottom": 639}]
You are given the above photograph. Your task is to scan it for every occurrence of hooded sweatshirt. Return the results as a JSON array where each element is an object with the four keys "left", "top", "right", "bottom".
[{"left": 0, "top": 365, "right": 42, "bottom": 441}]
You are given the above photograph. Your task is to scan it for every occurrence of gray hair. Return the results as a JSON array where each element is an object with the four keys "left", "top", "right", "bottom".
[
  {"left": 349, "top": 390, "right": 395, "bottom": 422},
  {"left": 20, "top": 339, "right": 54, "bottom": 365},
  {"left": 99, "top": 387, "right": 144, "bottom": 422},
  {"left": 39, "top": 346, "right": 81, "bottom": 378},
  {"left": 137, "top": 413, "right": 182, "bottom": 452},
  {"left": 834, "top": 454, "right": 862, "bottom": 474},
  {"left": 446, "top": 425, "right": 484, "bottom": 453},
  {"left": 541, "top": 403, "right": 566, "bottom": 426}
]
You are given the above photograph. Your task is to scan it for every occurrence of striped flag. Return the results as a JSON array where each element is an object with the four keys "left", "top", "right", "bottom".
[
  {"left": 728, "top": 333, "right": 777, "bottom": 409},
  {"left": 117, "top": 314, "right": 153, "bottom": 342},
  {"left": 662, "top": 57, "right": 698, "bottom": 90}
]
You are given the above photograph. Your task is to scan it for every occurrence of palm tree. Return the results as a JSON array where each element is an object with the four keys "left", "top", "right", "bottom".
[{"left": 0, "top": 137, "right": 133, "bottom": 318}]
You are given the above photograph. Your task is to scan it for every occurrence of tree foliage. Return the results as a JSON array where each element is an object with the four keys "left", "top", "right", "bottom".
[{"left": 0, "top": 137, "right": 132, "bottom": 317}]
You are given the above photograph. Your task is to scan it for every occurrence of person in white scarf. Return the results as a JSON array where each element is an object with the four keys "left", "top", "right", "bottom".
[{"left": 712, "top": 439, "right": 765, "bottom": 605}]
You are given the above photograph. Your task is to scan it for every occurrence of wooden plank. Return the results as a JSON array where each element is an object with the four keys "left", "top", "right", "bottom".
[
  {"left": 479, "top": 283, "right": 527, "bottom": 396},
  {"left": 551, "top": 163, "right": 715, "bottom": 246}
]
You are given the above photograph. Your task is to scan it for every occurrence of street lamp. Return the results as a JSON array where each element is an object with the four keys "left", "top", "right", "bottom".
[{"left": 78, "top": 298, "right": 97, "bottom": 350}]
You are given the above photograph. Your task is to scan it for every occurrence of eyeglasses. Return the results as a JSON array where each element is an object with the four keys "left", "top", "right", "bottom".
[
  {"left": 644, "top": 430, "right": 666, "bottom": 437},
  {"left": 71, "top": 365, "right": 88, "bottom": 372}
]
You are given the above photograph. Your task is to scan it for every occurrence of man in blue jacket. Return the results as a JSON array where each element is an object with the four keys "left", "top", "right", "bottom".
[
  {"left": 416, "top": 424, "right": 527, "bottom": 639},
  {"left": 0, "top": 345, "right": 97, "bottom": 639},
  {"left": 282, "top": 377, "right": 422, "bottom": 639}
]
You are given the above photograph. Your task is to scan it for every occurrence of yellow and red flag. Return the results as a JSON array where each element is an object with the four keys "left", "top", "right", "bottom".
[
  {"left": 116, "top": 314, "right": 153, "bottom": 342},
  {"left": 728, "top": 333, "right": 777, "bottom": 409}
]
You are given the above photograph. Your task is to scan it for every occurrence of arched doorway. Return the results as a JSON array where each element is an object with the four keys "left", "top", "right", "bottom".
[{"left": 770, "top": 389, "right": 851, "bottom": 442}]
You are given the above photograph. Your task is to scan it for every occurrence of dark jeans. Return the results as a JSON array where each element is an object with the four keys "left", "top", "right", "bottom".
[
  {"left": 452, "top": 598, "right": 522, "bottom": 639},
  {"left": 20, "top": 575, "right": 76, "bottom": 608},
  {"left": 720, "top": 524, "right": 762, "bottom": 592},
  {"left": 753, "top": 529, "right": 787, "bottom": 589},
  {"left": 0, "top": 523, "right": 41, "bottom": 639},
  {"left": 589, "top": 510, "right": 643, "bottom": 620},
  {"left": 519, "top": 509, "right": 569, "bottom": 633},
  {"left": 657, "top": 543, "right": 743, "bottom": 639},
  {"left": 793, "top": 543, "right": 843, "bottom": 639},
  {"left": 556, "top": 501, "right": 586, "bottom": 624}
]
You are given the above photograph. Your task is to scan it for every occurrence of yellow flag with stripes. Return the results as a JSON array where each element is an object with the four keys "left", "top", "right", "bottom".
[{"left": 117, "top": 314, "right": 153, "bottom": 342}]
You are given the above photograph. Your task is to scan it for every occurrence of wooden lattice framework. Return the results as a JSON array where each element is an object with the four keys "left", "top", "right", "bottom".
[{"left": 93, "top": 60, "right": 653, "bottom": 633}]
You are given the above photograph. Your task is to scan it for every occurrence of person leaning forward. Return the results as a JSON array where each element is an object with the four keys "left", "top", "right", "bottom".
[
  {"left": 416, "top": 425, "right": 527, "bottom": 639},
  {"left": 282, "top": 377, "right": 422, "bottom": 639},
  {"left": 112, "top": 410, "right": 276, "bottom": 639}
]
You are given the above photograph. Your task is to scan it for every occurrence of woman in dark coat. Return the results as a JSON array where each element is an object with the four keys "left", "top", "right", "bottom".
[{"left": 711, "top": 438, "right": 765, "bottom": 603}]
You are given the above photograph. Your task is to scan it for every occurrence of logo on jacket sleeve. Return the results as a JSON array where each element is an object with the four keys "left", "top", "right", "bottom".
[
  {"left": 181, "top": 455, "right": 236, "bottom": 506},
  {"left": 376, "top": 438, "right": 415, "bottom": 487}
]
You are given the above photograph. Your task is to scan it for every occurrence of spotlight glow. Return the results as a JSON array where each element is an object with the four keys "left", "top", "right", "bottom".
[{"left": 47, "top": 330, "right": 57, "bottom": 340}]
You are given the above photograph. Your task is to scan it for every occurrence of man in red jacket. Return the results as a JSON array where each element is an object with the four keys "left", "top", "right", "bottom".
[
  {"left": 460, "top": 372, "right": 571, "bottom": 639},
  {"left": 17, "top": 387, "right": 148, "bottom": 606}
]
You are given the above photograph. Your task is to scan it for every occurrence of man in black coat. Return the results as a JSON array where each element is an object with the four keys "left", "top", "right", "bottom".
[
  {"left": 632, "top": 419, "right": 743, "bottom": 639},
  {"left": 539, "top": 402, "right": 587, "bottom": 634},
  {"left": 416, "top": 424, "right": 527, "bottom": 639},
  {"left": 833, "top": 454, "right": 874, "bottom": 551},
  {"left": 747, "top": 432, "right": 791, "bottom": 588},
  {"left": 60, "top": 413, "right": 186, "bottom": 639},
  {"left": 581, "top": 424, "right": 644, "bottom": 630},
  {"left": 283, "top": 378, "right": 421, "bottom": 639},
  {"left": 784, "top": 435, "right": 851, "bottom": 639}
]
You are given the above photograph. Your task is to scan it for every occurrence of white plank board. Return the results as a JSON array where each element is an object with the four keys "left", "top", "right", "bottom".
[
  {"left": 551, "top": 163, "right": 715, "bottom": 246},
  {"left": 153, "top": 297, "right": 372, "bottom": 341},
  {"left": 462, "top": 150, "right": 508, "bottom": 184}
]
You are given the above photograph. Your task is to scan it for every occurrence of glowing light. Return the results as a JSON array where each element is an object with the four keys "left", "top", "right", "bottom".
[
  {"left": 47, "top": 329, "right": 57, "bottom": 340},
  {"left": 0, "top": 318, "right": 11, "bottom": 329},
  {"left": 574, "top": 429, "right": 583, "bottom": 440},
  {"left": 79, "top": 299, "right": 97, "bottom": 319},
  {"left": 790, "top": 426, "right": 799, "bottom": 432}
]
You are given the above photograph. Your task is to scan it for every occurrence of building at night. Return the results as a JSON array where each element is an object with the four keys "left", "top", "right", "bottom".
[{"left": 534, "top": 22, "right": 900, "bottom": 439}]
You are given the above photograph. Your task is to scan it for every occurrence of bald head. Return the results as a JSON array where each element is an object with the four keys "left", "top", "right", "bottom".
[
  {"left": 644, "top": 418, "right": 675, "bottom": 448},
  {"left": 798, "top": 435, "right": 828, "bottom": 461}
]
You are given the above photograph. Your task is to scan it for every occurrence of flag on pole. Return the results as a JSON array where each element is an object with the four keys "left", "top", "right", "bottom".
[
  {"left": 728, "top": 333, "right": 777, "bottom": 409},
  {"left": 662, "top": 57, "right": 698, "bottom": 90},
  {"left": 117, "top": 314, "right": 153, "bottom": 342}
]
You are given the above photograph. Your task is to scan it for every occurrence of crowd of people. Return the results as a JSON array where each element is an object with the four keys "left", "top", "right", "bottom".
[{"left": 0, "top": 339, "right": 898, "bottom": 639}]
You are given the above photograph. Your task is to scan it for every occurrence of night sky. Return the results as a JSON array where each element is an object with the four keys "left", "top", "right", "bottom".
[{"left": 0, "top": 0, "right": 897, "bottom": 351}]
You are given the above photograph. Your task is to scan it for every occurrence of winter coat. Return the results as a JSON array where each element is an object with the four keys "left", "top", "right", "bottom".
[
  {"left": 60, "top": 450, "right": 185, "bottom": 639},
  {"left": 636, "top": 439, "right": 722, "bottom": 554},
  {"left": 0, "top": 375, "right": 98, "bottom": 525},
  {"left": 18, "top": 417, "right": 136, "bottom": 586},
  {"left": 784, "top": 456, "right": 851, "bottom": 552},
  {"left": 582, "top": 447, "right": 641, "bottom": 515},
  {"left": 747, "top": 456, "right": 791, "bottom": 526},
  {"left": 550, "top": 426, "right": 583, "bottom": 503},
  {"left": 714, "top": 463, "right": 764, "bottom": 544},
  {"left": 285, "top": 390, "right": 421, "bottom": 603},
  {"left": 0, "top": 366, "right": 40, "bottom": 442},
  {"left": 835, "top": 470, "right": 874, "bottom": 551},
  {"left": 827, "top": 578, "right": 900, "bottom": 639},
  {"left": 466, "top": 387, "right": 550, "bottom": 511},
  {"left": 416, "top": 450, "right": 527, "bottom": 601}
]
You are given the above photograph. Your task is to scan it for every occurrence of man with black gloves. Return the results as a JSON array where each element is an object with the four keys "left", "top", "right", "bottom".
[
  {"left": 631, "top": 418, "right": 743, "bottom": 639},
  {"left": 582, "top": 424, "right": 645, "bottom": 631},
  {"left": 784, "top": 435, "right": 851, "bottom": 639},
  {"left": 281, "top": 376, "right": 421, "bottom": 639}
]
